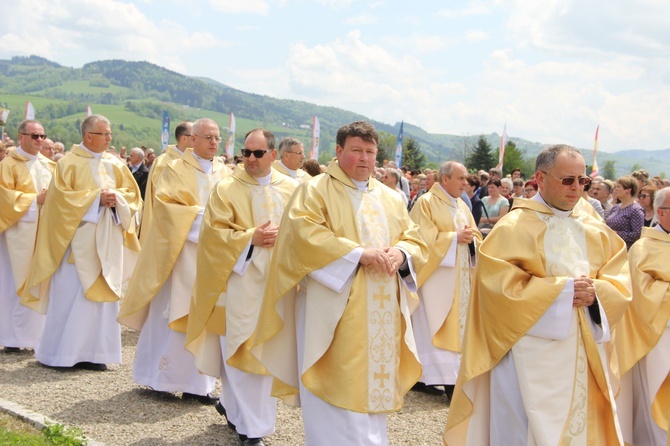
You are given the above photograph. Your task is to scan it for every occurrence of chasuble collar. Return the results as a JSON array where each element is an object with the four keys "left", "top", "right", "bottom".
[{"left": 325, "top": 159, "right": 376, "bottom": 191}]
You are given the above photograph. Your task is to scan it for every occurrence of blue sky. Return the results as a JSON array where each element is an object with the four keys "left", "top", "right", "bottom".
[{"left": 1, "top": 0, "right": 668, "bottom": 152}]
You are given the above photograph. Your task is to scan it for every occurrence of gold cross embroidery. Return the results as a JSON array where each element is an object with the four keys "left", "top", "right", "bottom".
[
  {"left": 374, "top": 364, "right": 390, "bottom": 388},
  {"left": 373, "top": 286, "right": 391, "bottom": 309}
]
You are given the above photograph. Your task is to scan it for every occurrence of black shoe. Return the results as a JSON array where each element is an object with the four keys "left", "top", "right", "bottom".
[
  {"left": 215, "top": 401, "right": 237, "bottom": 430},
  {"left": 242, "top": 437, "right": 265, "bottom": 446},
  {"left": 74, "top": 362, "right": 107, "bottom": 371},
  {"left": 444, "top": 384, "right": 455, "bottom": 400},
  {"left": 411, "top": 382, "right": 445, "bottom": 396},
  {"left": 182, "top": 392, "right": 218, "bottom": 405},
  {"left": 2, "top": 347, "right": 21, "bottom": 353}
]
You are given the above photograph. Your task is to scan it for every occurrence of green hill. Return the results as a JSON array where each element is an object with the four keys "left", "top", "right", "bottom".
[{"left": 1, "top": 55, "right": 668, "bottom": 176}]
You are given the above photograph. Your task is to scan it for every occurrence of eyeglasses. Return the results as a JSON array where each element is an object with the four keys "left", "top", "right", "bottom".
[
  {"left": 541, "top": 171, "right": 591, "bottom": 186},
  {"left": 21, "top": 132, "right": 47, "bottom": 140},
  {"left": 194, "top": 134, "right": 222, "bottom": 143},
  {"left": 638, "top": 193, "right": 650, "bottom": 199},
  {"left": 88, "top": 132, "right": 113, "bottom": 138},
  {"left": 524, "top": 188, "right": 536, "bottom": 193},
  {"left": 286, "top": 151, "right": 305, "bottom": 156},
  {"left": 242, "top": 148, "right": 269, "bottom": 158}
]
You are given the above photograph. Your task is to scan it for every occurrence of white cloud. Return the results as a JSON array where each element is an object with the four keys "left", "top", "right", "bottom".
[
  {"left": 344, "top": 14, "right": 377, "bottom": 25},
  {"left": 465, "top": 30, "right": 489, "bottom": 42},
  {"left": 209, "top": 0, "right": 270, "bottom": 14},
  {"left": 316, "top": 0, "right": 357, "bottom": 9},
  {"left": 438, "top": 2, "right": 491, "bottom": 18}
]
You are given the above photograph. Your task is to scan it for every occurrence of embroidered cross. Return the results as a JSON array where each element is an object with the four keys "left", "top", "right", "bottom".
[
  {"left": 374, "top": 365, "right": 390, "bottom": 388},
  {"left": 373, "top": 286, "right": 391, "bottom": 309}
]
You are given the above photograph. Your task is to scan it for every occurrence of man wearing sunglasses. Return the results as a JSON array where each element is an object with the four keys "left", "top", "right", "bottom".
[
  {"left": 0, "top": 120, "right": 55, "bottom": 353},
  {"left": 120, "top": 118, "right": 230, "bottom": 406},
  {"left": 272, "top": 136, "right": 309, "bottom": 183},
  {"left": 21, "top": 114, "right": 142, "bottom": 372},
  {"left": 252, "top": 121, "right": 428, "bottom": 445},
  {"left": 446, "top": 144, "right": 631, "bottom": 445},
  {"left": 186, "top": 128, "right": 298, "bottom": 446}
]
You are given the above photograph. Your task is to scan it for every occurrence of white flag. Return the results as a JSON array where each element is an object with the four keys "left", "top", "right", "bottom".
[
  {"left": 25, "top": 101, "right": 35, "bottom": 120},
  {"left": 310, "top": 115, "right": 320, "bottom": 160},
  {"left": 225, "top": 112, "right": 236, "bottom": 158}
]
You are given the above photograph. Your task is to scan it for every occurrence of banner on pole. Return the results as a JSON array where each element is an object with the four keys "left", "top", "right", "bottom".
[
  {"left": 496, "top": 123, "right": 506, "bottom": 171},
  {"left": 394, "top": 121, "right": 404, "bottom": 167},
  {"left": 590, "top": 125, "right": 600, "bottom": 178},
  {"left": 310, "top": 115, "right": 320, "bottom": 160},
  {"left": 25, "top": 101, "right": 35, "bottom": 120},
  {"left": 225, "top": 112, "right": 236, "bottom": 159},
  {"left": 161, "top": 111, "right": 170, "bottom": 152}
]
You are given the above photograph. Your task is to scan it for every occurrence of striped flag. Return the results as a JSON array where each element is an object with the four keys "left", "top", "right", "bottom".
[
  {"left": 395, "top": 121, "right": 404, "bottom": 167},
  {"left": 25, "top": 101, "right": 35, "bottom": 120},
  {"left": 496, "top": 123, "right": 506, "bottom": 171},
  {"left": 225, "top": 112, "right": 236, "bottom": 158},
  {"left": 590, "top": 125, "right": 600, "bottom": 178},
  {"left": 161, "top": 111, "right": 170, "bottom": 151},
  {"left": 310, "top": 115, "right": 320, "bottom": 160},
  {"left": 86, "top": 105, "right": 92, "bottom": 116}
]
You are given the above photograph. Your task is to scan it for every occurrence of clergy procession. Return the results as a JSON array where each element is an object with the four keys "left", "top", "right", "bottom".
[{"left": 1, "top": 115, "right": 669, "bottom": 446}]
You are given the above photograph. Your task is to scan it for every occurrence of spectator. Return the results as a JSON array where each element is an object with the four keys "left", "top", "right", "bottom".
[
  {"left": 480, "top": 179, "right": 510, "bottom": 227},
  {"left": 637, "top": 184, "right": 658, "bottom": 227},
  {"left": 302, "top": 158, "right": 321, "bottom": 177},
  {"left": 523, "top": 179, "right": 538, "bottom": 199},
  {"left": 606, "top": 175, "right": 645, "bottom": 249}
]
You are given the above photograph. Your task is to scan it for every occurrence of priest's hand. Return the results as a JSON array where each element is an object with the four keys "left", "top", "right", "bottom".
[
  {"left": 573, "top": 276, "right": 596, "bottom": 307},
  {"left": 252, "top": 221, "right": 278, "bottom": 248},
  {"left": 457, "top": 226, "right": 474, "bottom": 244},
  {"left": 385, "top": 247, "right": 406, "bottom": 276},
  {"left": 36, "top": 188, "right": 47, "bottom": 205},
  {"left": 100, "top": 189, "right": 117, "bottom": 208},
  {"left": 360, "top": 247, "right": 394, "bottom": 275}
]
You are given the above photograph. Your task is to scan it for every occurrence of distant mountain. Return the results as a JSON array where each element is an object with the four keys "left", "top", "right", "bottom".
[{"left": 0, "top": 55, "right": 667, "bottom": 176}]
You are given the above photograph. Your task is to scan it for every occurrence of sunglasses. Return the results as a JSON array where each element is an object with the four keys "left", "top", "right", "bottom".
[
  {"left": 21, "top": 132, "right": 47, "bottom": 140},
  {"left": 242, "top": 149, "right": 269, "bottom": 158},
  {"left": 541, "top": 171, "right": 591, "bottom": 186},
  {"left": 638, "top": 193, "right": 650, "bottom": 199}
]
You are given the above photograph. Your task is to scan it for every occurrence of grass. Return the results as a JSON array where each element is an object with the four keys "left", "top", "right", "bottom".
[{"left": 0, "top": 412, "right": 87, "bottom": 446}]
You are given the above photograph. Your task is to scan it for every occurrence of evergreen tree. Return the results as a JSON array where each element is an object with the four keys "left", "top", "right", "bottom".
[
  {"left": 402, "top": 137, "right": 426, "bottom": 170},
  {"left": 603, "top": 160, "right": 616, "bottom": 180},
  {"left": 499, "top": 140, "right": 527, "bottom": 177},
  {"left": 465, "top": 136, "right": 496, "bottom": 171}
]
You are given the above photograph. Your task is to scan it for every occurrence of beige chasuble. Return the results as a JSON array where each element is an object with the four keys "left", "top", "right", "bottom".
[
  {"left": 251, "top": 161, "right": 429, "bottom": 414},
  {"left": 20, "top": 145, "right": 142, "bottom": 313},
  {"left": 444, "top": 198, "right": 631, "bottom": 446},
  {"left": 0, "top": 150, "right": 55, "bottom": 294},
  {"left": 185, "top": 168, "right": 298, "bottom": 378},
  {"left": 118, "top": 151, "right": 230, "bottom": 331}
]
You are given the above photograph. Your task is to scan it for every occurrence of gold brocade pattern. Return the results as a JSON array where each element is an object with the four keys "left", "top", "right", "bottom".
[
  {"left": 348, "top": 186, "right": 399, "bottom": 412},
  {"left": 566, "top": 329, "right": 588, "bottom": 442},
  {"left": 90, "top": 156, "right": 117, "bottom": 190},
  {"left": 250, "top": 183, "right": 285, "bottom": 226},
  {"left": 454, "top": 207, "right": 471, "bottom": 346}
]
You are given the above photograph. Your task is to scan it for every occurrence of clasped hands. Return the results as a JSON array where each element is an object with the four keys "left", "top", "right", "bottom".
[
  {"left": 360, "top": 247, "right": 405, "bottom": 276},
  {"left": 457, "top": 226, "right": 474, "bottom": 244},
  {"left": 100, "top": 189, "right": 117, "bottom": 208},
  {"left": 252, "top": 221, "right": 279, "bottom": 248},
  {"left": 573, "top": 276, "right": 596, "bottom": 307}
]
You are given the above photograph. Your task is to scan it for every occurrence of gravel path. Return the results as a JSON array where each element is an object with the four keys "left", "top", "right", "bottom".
[{"left": 0, "top": 328, "right": 449, "bottom": 445}]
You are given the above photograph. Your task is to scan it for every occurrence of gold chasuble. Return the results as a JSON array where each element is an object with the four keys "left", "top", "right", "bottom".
[
  {"left": 118, "top": 151, "right": 230, "bottom": 331},
  {"left": 251, "top": 161, "right": 428, "bottom": 414},
  {"left": 409, "top": 183, "right": 481, "bottom": 352},
  {"left": 272, "top": 160, "right": 310, "bottom": 183},
  {"left": 616, "top": 227, "right": 670, "bottom": 440},
  {"left": 139, "top": 145, "right": 190, "bottom": 245},
  {"left": 0, "top": 150, "right": 55, "bottom": 294},
  {"left": 185, "top": 168, "right": 298, "bottom": 378},
  {"left": 444, "top": 198, "right": 631, "bottom": 445},
  {"left": 20, "top": 145, "right": 142, "bottom": 313}
]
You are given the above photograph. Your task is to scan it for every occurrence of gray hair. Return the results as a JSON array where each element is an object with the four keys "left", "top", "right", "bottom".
[
  {"left": 386, "top": 168, "right": 401, "bottom": 186},
  {"left": 439, "top": 161, "right": 463, "bottom": 179},
  {"left": 81, "top": 114, "right": 110, "bottom": 138},
  {"left": 653, "top": 187, "right": 670, "bottom": 212},
  {"left": 535, "top": 144, "right": 582, "bottom": 173},
  {"left": 129, "top": 147, "right": 145, "bottom": 159},
  {"left": 278, "top": 137, "right": 303, "bottom": 156},
  {"left": 501, "top": 178, "right": 513, "bottom": 189}
]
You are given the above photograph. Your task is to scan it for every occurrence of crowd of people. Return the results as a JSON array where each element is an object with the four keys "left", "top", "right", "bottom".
[{"left": 1, "top": 116, "right": 669, "bottom": 446}]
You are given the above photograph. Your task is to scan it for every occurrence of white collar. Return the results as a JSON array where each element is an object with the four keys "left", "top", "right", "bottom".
[
  {"left": 253, "top": 171, "right": 273, "bottom": 186},
  {"left": 17, "top": 146, "right": 38, "bottom": 160},
  {"left": 280, "top": 160, "right": 297, "bottom": 178},
  {"left": 351, "top": 178, "right": 368, "bottom": 191},
  {"left": 534, "top": 193, "right": 572, "bottom": 217}
]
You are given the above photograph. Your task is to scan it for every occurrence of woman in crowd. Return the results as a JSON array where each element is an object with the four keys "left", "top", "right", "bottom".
[
  {"left": 605, "top": 175, "right": 645, "bottom": 249},
  {"left": 480, "top": 179, "right": 509, "bottom": 227},
  {"left": 637, "top": 184, "right": 658, "bottom": 227},
  {"left": 500, "top": 178, "right": 513, "bottom": 200},
  {"left": 523, "top": 179, "right": 538, "bottom": 199},
  {"left": 465, "top": 174, "right": 483, "bottom": 226}
]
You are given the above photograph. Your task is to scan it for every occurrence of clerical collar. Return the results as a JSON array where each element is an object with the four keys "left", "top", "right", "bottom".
[
  {"left": 280, "top": 160, "right": 297, "bottom": 178},
  {"left": 439, "top": 184, "right": 458, "bottom": 204},
  {"left": 351, "top": 178, "right": 368, "bottom": 191},
  {"left": 254, "top": 171, "right": 273, "bottom": 186},
  {"left": 192, "top": 153, "right": 214, "bottom": 174},
  {"left": 534, "top": 193, "right": 572, "bottom": 217},
  {"left": 80, "top": 143, "right": 103, "bottom": 159},
  {"left": 17, "top": 146, "right": 38, "bottom": 160},
  {"left": 174, "top": 146, "right": 185, "bottom": 155},
  {"left": 654, "top": 224, "right": 670, "bottom": 235}
]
